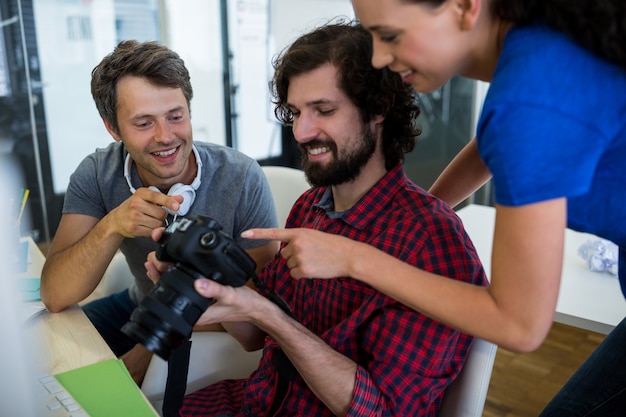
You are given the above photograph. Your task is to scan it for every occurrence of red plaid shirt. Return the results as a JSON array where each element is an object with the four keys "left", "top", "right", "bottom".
[{"left": 181, "top": 165, "right": 488, "bottom": 416}]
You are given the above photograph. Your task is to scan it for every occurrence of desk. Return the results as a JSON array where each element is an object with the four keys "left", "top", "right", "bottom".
[
  {"left": 20, "top": 238, "right": 158, "bottom": 415},
  {"left": 27, "top": 305, "right": 116, "bottom": 374},
  {"left": 456, "top": 204, "right": 626, "bottom": 335},
  {"left": 19, "top": 237, "right": 116, "bottom": 374}
]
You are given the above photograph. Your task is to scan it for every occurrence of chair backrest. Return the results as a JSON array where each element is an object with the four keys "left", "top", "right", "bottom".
[
  {"left": 83, "top": 251, "right": 134, "bottom": 304},
  {"left": 261, "top": 166, "right": 310, "bottom": 227},
  {"left": 438, "top": 337, "right": 497, "bottom": 417}
]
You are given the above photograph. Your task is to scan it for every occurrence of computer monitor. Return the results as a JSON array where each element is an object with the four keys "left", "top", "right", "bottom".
[{"left": 0, "top": 156, "right": 37, "bottom": 416}]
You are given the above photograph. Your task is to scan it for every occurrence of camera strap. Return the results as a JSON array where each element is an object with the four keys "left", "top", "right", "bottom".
[
  {"left": 162, "top": 338, "right": 192, "bottom": 417},
  {"left": 267, "top": 348, "right": 296, "bottom": 416}
]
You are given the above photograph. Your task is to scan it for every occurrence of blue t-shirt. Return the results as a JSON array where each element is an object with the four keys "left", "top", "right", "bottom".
[
  {"left": 476, "top": 24, "right": 626, "bottom": 295},
  {"left": 64, "top": 141, "right": 278, "bottom": 303}
]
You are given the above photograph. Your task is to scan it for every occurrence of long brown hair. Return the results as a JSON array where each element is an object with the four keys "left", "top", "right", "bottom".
[{"left": 405, "top": 0, "right": 626, "bottom": 69}]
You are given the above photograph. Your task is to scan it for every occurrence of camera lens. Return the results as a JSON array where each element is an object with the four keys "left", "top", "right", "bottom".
[
  {"left": 122, "top": 215, "right": 257, "bottom": 360},
  {"left": 121, "top": 265, "right": 212, "bottom": 360},
  {"left": 200, "top": 231, "right": 217, "bottom": 248}
]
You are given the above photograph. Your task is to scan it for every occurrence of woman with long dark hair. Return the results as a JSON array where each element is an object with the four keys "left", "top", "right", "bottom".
[{"left": 246, "top": 1, "right": 626, "bottom": 415}]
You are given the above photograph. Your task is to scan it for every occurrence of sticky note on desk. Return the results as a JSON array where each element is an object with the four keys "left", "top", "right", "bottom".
[
  {"left": 17, "top": 278, "right": 41, "bottom": 301},
  {"left": 55, "top": 358, "right": 157, "bottom": 417}
]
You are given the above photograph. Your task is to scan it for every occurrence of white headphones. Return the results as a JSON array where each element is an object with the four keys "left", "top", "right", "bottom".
[{"left": 124, "top": 145, "right": 202, "bottom": 216}]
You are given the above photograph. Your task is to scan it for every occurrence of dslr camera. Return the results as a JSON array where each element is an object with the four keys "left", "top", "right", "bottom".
[{"left": 121, "top": 215, "right": 256, "bottom": 360}]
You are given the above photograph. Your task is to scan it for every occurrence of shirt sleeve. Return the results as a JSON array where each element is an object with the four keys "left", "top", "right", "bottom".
[
  {"left": 478, "top": 103, "right": 608, "bottom": 206},
  {"left": 346, "top": 300, "right": 471, "bottom": 416},
  {"left": 233, "top": 161, "right": 279, "bottom": 249},
  {"left": 63, "top": 154, "right": 107, "bottom": 219}
]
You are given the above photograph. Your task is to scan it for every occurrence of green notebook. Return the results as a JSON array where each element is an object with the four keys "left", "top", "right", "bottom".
[{"left": 55, "top": 358, "right": 157, "bottom": 417}]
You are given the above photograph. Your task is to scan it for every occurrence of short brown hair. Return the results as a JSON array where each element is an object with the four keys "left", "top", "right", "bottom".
[{"left": 90, "top": 40, "right": 193, "bottom": 135}]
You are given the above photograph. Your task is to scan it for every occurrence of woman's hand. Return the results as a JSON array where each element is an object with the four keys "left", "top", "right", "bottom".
[{"left": 242, "top": 228, "right": 357, "bottom": 279}]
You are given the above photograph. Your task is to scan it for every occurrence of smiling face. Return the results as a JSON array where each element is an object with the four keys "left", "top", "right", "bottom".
[
  {"left": 107, "top": 75, "right": 195, "bottom": 189},
  {"left": 287, "top": 64, "right": 382, "bottom": 187},
  {"left": 352, "top": 0, "right": 475, "bottom": 93}
]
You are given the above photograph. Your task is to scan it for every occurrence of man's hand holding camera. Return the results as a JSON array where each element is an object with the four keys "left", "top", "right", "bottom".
[
  {"left": 128, "top": 216, "right": 270, "bottom": 359},
  {"left": 141, "top": 218, "right": 357, "bottom": 415},
  {"left": 145, "top": 229, "right": 270, "bottom": 322},
  {"left": 144, "top": 230, "right": 172, "bottom": 283},
  {"left": 144, "top": 225, "right": 272, "bottom": 350}
]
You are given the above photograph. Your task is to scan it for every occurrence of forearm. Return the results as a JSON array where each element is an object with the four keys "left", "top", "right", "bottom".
[
  {"left": 254, "top": 306, "right": 356, "bottom": 416},
  {"left": 41, "top": 216, "right": 124, "bottom": 312},
  {"left": 221, "top": 321, "right": 266, "bottom": 351},
  {"left": 345, "top": 201, "right": 565, "bottom": 353},
  {"left": 349, "top": 250, "right": 501, "bottom": 339},
  {"left": 193, "top": 323, "right": 225, "bottom": 332},
  {"left": 429, "top": 137, "right": 491, "bottom": 207}
]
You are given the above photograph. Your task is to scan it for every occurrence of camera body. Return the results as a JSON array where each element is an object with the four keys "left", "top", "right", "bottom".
[{"left": 121, "top": 215, "right": 256, "bottom": 360}]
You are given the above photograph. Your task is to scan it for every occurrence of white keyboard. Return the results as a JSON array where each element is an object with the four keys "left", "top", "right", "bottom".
[{"left": 34, "top": 374, "right": 91, "bottom": 417}]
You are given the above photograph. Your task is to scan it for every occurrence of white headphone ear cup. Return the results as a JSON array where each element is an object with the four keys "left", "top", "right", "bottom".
[{"left": 167, "top": 183, "right": 196, "bottom": 216}]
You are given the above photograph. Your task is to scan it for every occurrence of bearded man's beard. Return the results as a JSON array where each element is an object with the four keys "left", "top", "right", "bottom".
[{"left": 300, "top": 125, "right": 377, "bottom": 187}]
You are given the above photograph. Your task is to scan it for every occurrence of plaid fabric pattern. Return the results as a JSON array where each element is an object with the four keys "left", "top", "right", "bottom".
[{"left": 181, "top": 164, "right": 488, "bottom": 417}]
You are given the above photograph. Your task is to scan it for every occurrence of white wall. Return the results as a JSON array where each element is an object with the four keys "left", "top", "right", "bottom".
[
  {"left": 34, "top": 0, "right": 117, "bottom": 194},
  {"left": 270, "top": 0, "right": 354, "bottom": 54},
  {"left": 162, "top": 0, "right": 226, "bottom": 147},
  {"left": 230, "top": 0, "right": 355, "bottom": 159},
  {"left": 227, "top": 0, "right": 278, "bottom": 159}
]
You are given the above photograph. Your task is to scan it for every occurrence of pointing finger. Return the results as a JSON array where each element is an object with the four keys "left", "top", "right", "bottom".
[{"left": 241, "top": 227, "right": 294, "bottom": 242}]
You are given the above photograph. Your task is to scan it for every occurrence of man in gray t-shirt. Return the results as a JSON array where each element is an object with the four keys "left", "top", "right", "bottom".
[{"left": 40, "top": 40, "right": 278, "bottom": 385}]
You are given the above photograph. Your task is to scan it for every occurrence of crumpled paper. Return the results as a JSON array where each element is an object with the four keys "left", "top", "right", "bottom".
[{"left": 578, "top": 239, "right": 619, "bottom": 276}]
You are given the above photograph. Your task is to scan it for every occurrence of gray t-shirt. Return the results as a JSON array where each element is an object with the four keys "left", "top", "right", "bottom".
[{"left": 63, "top": 141, "right": 278, "bottom": 303}]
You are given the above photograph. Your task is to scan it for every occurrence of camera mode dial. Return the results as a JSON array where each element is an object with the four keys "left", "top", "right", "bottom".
[{"left": 200, "top": 231, "right": 218, "bottom": 248}]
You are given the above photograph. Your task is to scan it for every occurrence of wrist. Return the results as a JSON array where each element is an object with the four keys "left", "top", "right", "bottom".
[
  {"left": 250, "top": 295, "right": 290, "bottom": 333},
  {"left": 346, "top": 240, "right": 369, "bottom": 284},
  {"left": 100, "top": 211, "right": 128, "bottom": 242}
]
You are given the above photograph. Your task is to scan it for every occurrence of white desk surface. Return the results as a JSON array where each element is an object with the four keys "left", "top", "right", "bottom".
[{"left": 456, "top": 204, "right": 626, "bottom": 335}]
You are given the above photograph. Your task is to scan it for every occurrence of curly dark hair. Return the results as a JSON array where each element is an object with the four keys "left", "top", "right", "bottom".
[
  {"left": 406, "top": 0, "right": 626, "bottom": 70},
  {"left": 90, "top": 40, "right": 193, "bottom": 135},
  {"left": 270, "top": 20, "right": 421, "bottom": 170}
]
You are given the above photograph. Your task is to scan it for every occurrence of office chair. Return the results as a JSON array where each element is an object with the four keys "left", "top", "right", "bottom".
[
  {"left": 257, "top": 165, "right": 311, "bottom": 226},
  {"left": 438, "top": 337, "right": 498, "bottom": 417}
]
